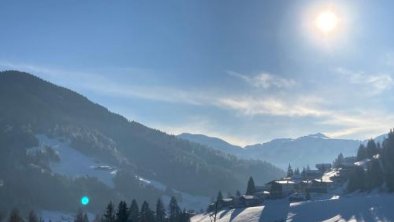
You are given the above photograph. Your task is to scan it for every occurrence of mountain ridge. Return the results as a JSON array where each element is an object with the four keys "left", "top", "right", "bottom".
[{"left": 0, "top": 70, "right": 284, "bottom": 212}]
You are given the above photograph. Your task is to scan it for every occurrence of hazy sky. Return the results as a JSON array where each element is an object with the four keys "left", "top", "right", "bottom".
[{"left": 1, "top": 0, "right": 394, "bottom": 146}]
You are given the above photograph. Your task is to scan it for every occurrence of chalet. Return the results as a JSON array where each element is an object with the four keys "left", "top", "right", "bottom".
[
  {"left": 236, "top": 195, "right": 262, "bottom": 207},
  {"left": 306, "top": 179, "right": 331, "bottom": 193},
  {"left": 222, "top": 198, "right": 234, "bottom": 208},
  {"left": 266, "top": 179, "right": 295, "bottom": 198}
]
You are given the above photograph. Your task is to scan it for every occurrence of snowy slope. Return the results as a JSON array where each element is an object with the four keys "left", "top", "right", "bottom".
[
  {"left": 191, "top": 194, "right": 394, "bottom": 222},
  {"left": 32, "top": 135, "right": 117, "bottom": 187}
]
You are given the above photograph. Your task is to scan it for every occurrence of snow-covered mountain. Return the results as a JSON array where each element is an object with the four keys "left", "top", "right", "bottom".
[
  {"left": 0, "top": 71, "right": 284, "bottom": 213},
  {"left": 179, "top": 133, "right": 361, "bottom": 169}
]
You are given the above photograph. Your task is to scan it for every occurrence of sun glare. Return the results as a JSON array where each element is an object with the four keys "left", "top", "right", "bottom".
[{"left": 315, "top": 10, "right": 338, "bottom": 34}]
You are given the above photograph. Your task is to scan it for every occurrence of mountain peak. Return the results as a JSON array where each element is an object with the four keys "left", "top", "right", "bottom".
[{"left": 304, "top": 133, "right": 330, "bottom": 139}]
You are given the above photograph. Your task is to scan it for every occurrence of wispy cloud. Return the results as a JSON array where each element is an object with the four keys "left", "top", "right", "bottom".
[
  {"left": 217, "top": 96, "right": 325, "bottom": 117},
  {"left": 336, "top": 67, "right": 393, "bottom": 96},
  {"left": 1, "top": 61, "right": 392, "bottom": 143},
  {"left": 228, "top": 71, "right": 296, "bottom": 89}
]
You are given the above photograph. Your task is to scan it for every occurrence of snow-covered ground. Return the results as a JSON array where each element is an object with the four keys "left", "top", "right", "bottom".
[
  {"left": 32, "top": 135, "right": 116, "bottom": 187},
  {"left": 40, "top": 210, "right": 96, "bottom": 222},
  {"left": 191, "top": 193, "right": 394, "bottom": 222},
  {"left": 136, "top": 175, "right": 210, "bottom": 210}
]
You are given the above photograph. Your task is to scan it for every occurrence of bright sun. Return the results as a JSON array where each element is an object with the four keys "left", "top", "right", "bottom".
[{"left": 315, "top": 10, "right": 338, "bottom": 34}]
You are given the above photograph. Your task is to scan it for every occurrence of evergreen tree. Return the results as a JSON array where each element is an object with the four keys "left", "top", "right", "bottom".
[
  {"left": 216, "top": 191, "right": 224, "bottom": 209},
  {"left": 28, "top": 211, "right": 39, "bottom": 222},
  {"left": 333, "top": 153, "right": 344, "bottom": 168},
  {"left": 366, "top": 159, "right": 384, "bottom": 190},
  {"left": 140, "top": 201, "right": 154, "bottom": 222},
  {"left": 155, "top": 198, "right": 166, "bottom": 222},
  {"left": 116, "top": 201, "right": 128, "bottom": 222},
  {"left": 179, "top": 209, "right": 190, "bottom": 222},
  {"left": 366, "top": 139, "right": 379, "bottom": 158},
  {"left": 103, "top": 202, "right": 116, "bottom": 222},
  {"left": 287, "top": 164, "right": 294, "bottom": 177},
  {"left": 347, "top": 166, "right": 366, "bottom": 192},
  {"left": 356, "top": 144, "right": 368, "bottom": 161},
  {"left": 9, "top": 209, "right": 22, "bottom": 222},
  {"left": 294, "top": 168, "right": 300, "bottom": 176},
  {"left": 382, "top": 130, "right": 394, "bottom": 191},
  {"left": 245, "top": 177, "right": 256, "bottom": 195},
  {"left": 301, "top": 167, "right": 306, "bottom": 179},
  {"left": 169, "top": 196, "right": 180, "bottom": 222},
  {"left": 128, "top": 200, "right": 139, "bottom": 222}
]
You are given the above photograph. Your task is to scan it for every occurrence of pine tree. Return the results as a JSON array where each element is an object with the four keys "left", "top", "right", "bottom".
[
  {"left": 116, "top": 201, "right": 128, "bottom": 222},
  {"left": 287, "top": 164, "right": 294, "bottom": 177},
  {"left": 294, "top": 168, "right": 300, "bottom": 176},
  {"left": 366, "top": 159, "right": 384, "bottom": 190},
  {"left": 366, "top": 139, "right": 379, "bottom": 158},
  {"left": 301, "top": 167, "right": 306, "bottom": 178},
  {"left": 9, "top": 209, "right": 22, "bottom": 222},
  {"left": 169, "top": 196, "right": 180, "bottom": 222},
  {"left": 382, "top": 130, "right": 394, "bottom": 191},
  {"left": 155, "top": 198, "right": 166, "bottom": 222},
  {"left": 140, "top": 201, "right": 154, "bottom": 222},
  {"left": 28, "top": 211, "right": 39, "bottom": 222},
  {"left": 333, "top": 153, "right": 344, "bottom": 168},
  {"left": 103, "top": 202, "right": 116, "bottom": 222},
  {"left": 245, "top": 177, "right": 256, "bottom": 195},
  {"left": 347, "top": 166, "right": 366, "bottom": 192},
  {"left": 179, "top": 209, "right": 190, "bottom": 222},
  {"left": 216, "top": 191, "right": 224, "bottom": 209},
  {"left": 128, "top": 200, "right": 139, "bottom": 222},
  {"left": 357, "top": 144, "right": 368, "bottom": 161}
]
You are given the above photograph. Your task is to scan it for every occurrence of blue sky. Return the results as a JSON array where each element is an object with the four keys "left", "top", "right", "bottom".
[{"left": 1, "top": 0, "right": 394, "bottom": 145}]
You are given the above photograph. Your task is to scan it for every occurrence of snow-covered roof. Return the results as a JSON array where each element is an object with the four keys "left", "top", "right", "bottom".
[
  {"left": 321, "top": 169, "right": 340, "bottom": 183},
  {"left": 354, "top": 158, "right": 370, "bottom": 167},
  {"left": 275, "top": 180, "right": 295, "bottom": 184}
]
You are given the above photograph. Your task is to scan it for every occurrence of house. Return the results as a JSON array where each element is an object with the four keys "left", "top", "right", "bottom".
[
  {"left": 266, "top": 179, "right": 295, "bottom": 198},
  {"left": 236, "top": 195, "right": 262, "bottom": 207},
  {"left": 222, "top": 198, "right": 234, "bottom": 208},
  {"left": 306, "top": 179, "right": 331, "bottom": 193}
]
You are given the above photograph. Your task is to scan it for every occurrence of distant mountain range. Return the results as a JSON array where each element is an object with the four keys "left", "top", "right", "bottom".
[
  {"left": 0, "top": 71, "right": 284, "bottom": 213},
  {"left": 177, "top": 132, "right": 371, "bottom": 169}
]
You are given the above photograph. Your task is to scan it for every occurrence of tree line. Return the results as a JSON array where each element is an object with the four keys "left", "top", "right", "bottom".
[
  {"left": 1, "top": 197, "right": 190, "bottom": 222},
  {"left": 98, "top": 197, "right": 190, "bottom": 222},
  {"left": 347, "top": 130, "right": 394, "bottom": 192}
]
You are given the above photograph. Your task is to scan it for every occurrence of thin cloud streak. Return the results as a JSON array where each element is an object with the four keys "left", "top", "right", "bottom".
[
  {"left": 336, "top": 67, "right": 394, "bottom": 96},
  {"left": 228, "top": 71, "right": 297, "bottom": 89},
  {"left": 1, "top": 62, "right": 392, "bottom": 143}
]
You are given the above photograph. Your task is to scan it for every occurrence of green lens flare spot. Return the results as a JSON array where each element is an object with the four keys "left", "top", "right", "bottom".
[{"left": 81, "top": 196, "right": 90, "bottom": 206}]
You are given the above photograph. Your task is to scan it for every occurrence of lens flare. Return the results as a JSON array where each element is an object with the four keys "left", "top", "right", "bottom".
[{"left": 81, "top": 196, "right": 90, "bottom": 206}]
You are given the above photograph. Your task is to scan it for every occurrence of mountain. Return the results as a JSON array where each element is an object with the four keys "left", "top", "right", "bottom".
[
  {"left": 179, "top": 132, "right": 361, "bottom": 170},
  {"left": 0, "top": 71, "right": 284, "bottom": 213},
  {"left": 177, "top": 133, "right": 244, "bottom": 156},
  {"left": 245, "top": 133, "right": 361, "bottom": 169}
]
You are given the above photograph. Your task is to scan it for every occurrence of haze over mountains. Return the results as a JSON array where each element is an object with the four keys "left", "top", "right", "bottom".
[
  {"left": 178, "top": 132, "right": 365, "bottom": 169},
  {"left": 0, "top": 71, "right": 283, "bottom": 213}
]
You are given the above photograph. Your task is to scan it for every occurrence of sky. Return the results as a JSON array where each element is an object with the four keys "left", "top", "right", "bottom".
[{"left": 1, "top": 0, "right": 394, "bottom": 146}]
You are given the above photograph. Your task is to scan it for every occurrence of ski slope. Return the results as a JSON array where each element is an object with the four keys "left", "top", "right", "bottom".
[{"left": 191, "top": 193, "right": 394, "bottom": 222}]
